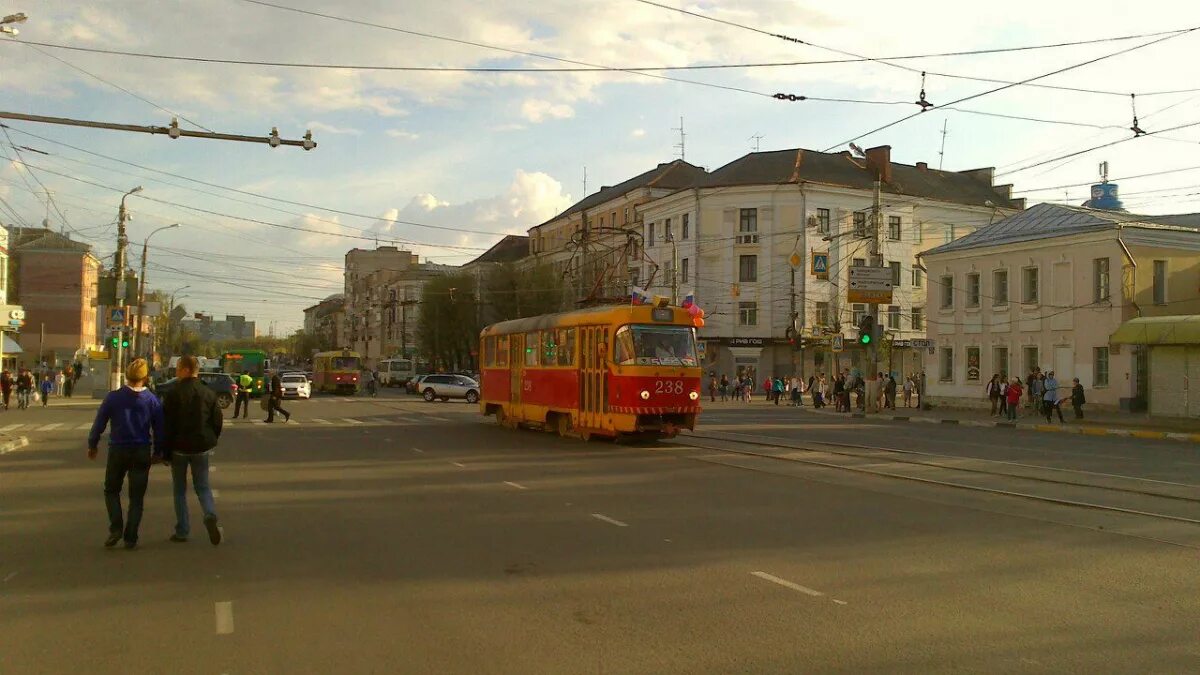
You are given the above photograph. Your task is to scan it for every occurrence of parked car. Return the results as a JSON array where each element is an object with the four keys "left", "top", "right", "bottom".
[
  {"left": 155, "top": 372, "right": 238, "bottom": 409},
  {"left": 420, "top": 374, "right": 480, "bottom": 403},
  {"left": 280, "top": 372, "right": 311, "bottom": 399},
  {"left": 406, "top": 374, "right": 431, "bottom": 395}
]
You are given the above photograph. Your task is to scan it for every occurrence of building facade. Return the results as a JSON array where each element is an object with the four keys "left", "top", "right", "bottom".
[
  {"left": 178, "top": 314, "right": 258, "bottom": 343},
  {"left": 637, "top": 146, "right": 1024, "bottom": 383},
  {"left": 921, "top": 201, "right": 1200, "bottom": 412},
  {"left": 343, "top": 246, "right": 451, "bottom": 366},
  {"left": 8, "top": 226, "right": 100, "bottom": 367},
  {"left": 302, "top": 293, "right": 346, "bottom": 351}
]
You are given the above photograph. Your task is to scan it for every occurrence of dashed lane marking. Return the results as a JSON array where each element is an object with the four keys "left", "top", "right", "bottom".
[
  {"left": 503, "top": 481, "right": 529, "bottom": 490},
  {"left": 341, "top": 418, "right": 363, "bottom": 425},
  {"left": 214, "top": 601, "right": 234, "bottom": 635},
  {"left": 427, "top": 415, "right": 451, "bottom": 422},
  {"left": 310, "top": 418, "right": 332, "bottom": 425},
  {"left": 451, "top": 461, "right": 465, "bottom": 468},
  {"left": 36, "top": 423, "right": 63, "bottom": 431},
  {"left": 751, "top": 571, "right": 847, "bottom": 605},
  {"left": 590, "top": 513, "right": 629, "bottom": 527},
  {"left": 412, "top": 447, "right": 425, "bottom": 453}
]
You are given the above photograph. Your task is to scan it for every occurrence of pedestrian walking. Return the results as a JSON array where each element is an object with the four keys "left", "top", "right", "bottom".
[
  {"left": 55, "top": 369, "right": 65, "bottom": 396},
  {"left": 719, "top": 374, "right": 729, "bottom": 401},
  {"left": 1071, "top": 378, "right": 1086, "bottom": 419},
  {"left": 761, "top": 378, "right": 772, "bottom": 402},
  {"left": 1, "top": 370, "right": 11, "bottom": 410},
  {"left": 790, "top": 376, "right": 803, "bottom": 406},
  {"left": 1043, "top": 371, "right": 1065, "bottom": 423},
  {"left": 16, "top": 368, "right": 33, "bottom": 409},
  {"left": 902, "top": 375, "right": 914, "bottom": 408},
  {"left": 63, "top": 367, "right": 74, "bottom": 398},
  {"left": 39, "top": 374, "right": 53, "bottom": 407},
  {"left": 264, "top": 371, "right": 291, "bottom": 423},
  {"left": 742, "top": 376, "right": 753, "bottom": 403},
  {"left": 73, "top": 360, "right": 84, "bottom": 384},
  {"left": 234, "top": 370, "right": 252, "bottom": 419},
  {"left": 162, "top": 355, "right": 223, "bottom": 545},
  {"left": 986, "top": 374, "right": 1002, "bottom": 416},
  {"left": 998, "top": 372, "right": 1009, "bottom": 417},
  {"left": 833, "top": 373, "right": 847, "bottom": 412},
  {"left": 87, "top": 358, "right": 164, "bottom": 550},
  {"left": 1029, "top": 372, "right": 1044, "bottom": 416},
  {"left": 708, "top": 374, "right": 718, "bottom": 403},
  {"left": 885, "top": 373, "right": 897, "bottom": 410},
  {"left": 771, "top": 377, "right": 784, "bottom": 405},
  {"left": 1005, "top": 377, "right": 1022, "bottom": 421}
]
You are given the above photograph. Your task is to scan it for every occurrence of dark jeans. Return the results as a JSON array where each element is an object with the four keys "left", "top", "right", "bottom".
[
  {"left": 233, "top": 392, "right": 250, "bottom": 419},
  {"left": 265, "top": 396, "right": 289, "bottom": 422},
  {"left": 171, "top": 453, "right": 217, "bottom": 538},
  {"left": 1073, "top": 403, "right": 1084, "bottom": 419},
  {"left": 1044, "top": 400, "right": 1064, "bottom": 423},
  {"left": 104, "top": 445, "right": 152, "bottom": 544}
]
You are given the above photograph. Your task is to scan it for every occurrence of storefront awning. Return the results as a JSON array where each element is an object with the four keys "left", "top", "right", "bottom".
[
  {"left": 2, "top": 335, "right": 21, "bottom": 354},
  {"left": 1110, "top": 315, "right": 1200, "bottom": 345}
]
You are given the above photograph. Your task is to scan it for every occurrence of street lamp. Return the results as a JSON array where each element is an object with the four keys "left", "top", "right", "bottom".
[
  {"left": 132, "top": 223, "right": 179, "bottom": 359},
  {"left": 0, "top": 12, "right": 27, "bottom": 36},
  {"left": 164, "top": 285, "right": 191, "bottom": 357},
  {"left": 109, "top": 185, "right": 144, "bottom": 390}
]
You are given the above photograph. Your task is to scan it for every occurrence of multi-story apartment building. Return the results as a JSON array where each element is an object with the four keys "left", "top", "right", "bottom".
[
  {"left": 178, "top": 314, "right": 258, "bottom": 342},
  {"left": 527, "top": 160, "right": 707, "bottom": 300},
  {"left": 637, "top": 145, "right": 1024, "bottom": 382},
  {"left": 8, "top": 226, "right": 100, "bottom": 367},
  {"left": 922, "top": 201, "right": 1200, "bottom": 414},
  {"left": 344, "top": 245, "right": 451, "bottom": 365},
  {"left": 302, "top": 293, "right": 346, "bottom": 351},
  {"left": 0, "top": 225, "right": 21, "bottom": 370}
]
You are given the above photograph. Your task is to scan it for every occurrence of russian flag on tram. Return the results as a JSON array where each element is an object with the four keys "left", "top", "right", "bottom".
[{"left": 630, "top": 286, "right": 651, "bottom": 305}]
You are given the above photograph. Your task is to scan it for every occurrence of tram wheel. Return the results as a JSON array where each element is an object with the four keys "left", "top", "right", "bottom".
[{"left": 556, "top": 414, "right": 571, "bottom": 437}]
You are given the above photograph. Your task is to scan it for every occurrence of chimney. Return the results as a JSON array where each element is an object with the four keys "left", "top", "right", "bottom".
[
  {"left": 916, "top": 161, "right": 928, "bottom": 172},
  {"left": 864, "top": 145, "right": 892, "bottom": 183}
]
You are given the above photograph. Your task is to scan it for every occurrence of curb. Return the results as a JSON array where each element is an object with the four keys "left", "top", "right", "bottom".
[
  {"left": 790, "top": 405, "right": 1197, "bottom": 444},
  {"left": 0, "top": 435, "right": 30, "bottom": 455}
]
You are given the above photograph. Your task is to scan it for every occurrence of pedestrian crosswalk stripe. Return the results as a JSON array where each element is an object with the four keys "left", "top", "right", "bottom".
[
  {"left": 77, "top": 423, "right": 92, "bottom": 430},
  {"left": 251, "top": 420, "right": 264, "bottom": 425},
  {"left": 1, "top": 423, "right": 21, "bottom": 432},
  {"left": 341, "top": 418, "right": 363, "bottom": 425},
  {"left": 310, "top": 418, "right": 331, "bottom": 425},
  {"left": 38, "top": 423, "right": 63, "bottom": 431}
]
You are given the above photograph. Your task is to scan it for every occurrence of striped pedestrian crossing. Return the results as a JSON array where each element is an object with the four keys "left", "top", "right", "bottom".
[{"left": 1, "top": 414, "right": 454, "bottom": 438}]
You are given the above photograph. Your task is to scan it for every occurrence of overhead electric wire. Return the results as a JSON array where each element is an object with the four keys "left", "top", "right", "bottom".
[{"left": 996, "top": 117, "right": 1200, "bottom": 176}]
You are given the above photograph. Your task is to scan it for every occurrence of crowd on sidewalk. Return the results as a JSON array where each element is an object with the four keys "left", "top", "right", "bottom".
[
  {"left": 985, "top": 367, "right": 1087, "bottom": 424},
  {"left": 706, "top": 370, "right": 927, "bottom": 412},
  {"left": 0, "top": 361, "right": 84, "bottom": 410}
]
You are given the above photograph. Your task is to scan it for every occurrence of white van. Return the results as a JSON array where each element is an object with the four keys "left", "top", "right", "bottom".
[{"left": 377, "top": 358, "right": 416, "bottom": 388}]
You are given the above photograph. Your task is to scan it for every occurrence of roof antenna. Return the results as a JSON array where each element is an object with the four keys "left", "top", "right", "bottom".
[
  {"left": 1130, "top": 93, "right": 1146, "bottom": 137},
  {"left": 915, "top": 72, "right": 934, "bottom": 111},
  {"left": 749, "top": 133, "right": 763, "bottom": 153},
  {"left": 673, "top": 117, "right": 686, "bottom": 160}
]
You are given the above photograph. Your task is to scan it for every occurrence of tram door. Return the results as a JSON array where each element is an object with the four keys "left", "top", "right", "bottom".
[
  {"left": 579, "top": 326, "right": 608, "bottom": 430},
  {"left": 510, "top": 333, "right": 523, "bottom": 408}
]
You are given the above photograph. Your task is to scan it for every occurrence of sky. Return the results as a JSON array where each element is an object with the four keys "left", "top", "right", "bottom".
[{"left": 3, "top": 0, "right": 1200, "bottom": 334}]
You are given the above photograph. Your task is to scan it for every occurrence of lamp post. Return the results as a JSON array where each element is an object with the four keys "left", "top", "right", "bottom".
[
  {"left": 111, "top": 186, "right": 142, "bottom": 390},
  {"left": 132, "top": 223, "right": 179, "bottom": 360}
]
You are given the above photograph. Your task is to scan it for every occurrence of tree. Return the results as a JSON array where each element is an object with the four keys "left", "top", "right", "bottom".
[
  {"left": 417, "top": 272, "right": 480, "bottom": 371},
  {"left": 481, "top": 261, "right": 567, "bottom": 323}
]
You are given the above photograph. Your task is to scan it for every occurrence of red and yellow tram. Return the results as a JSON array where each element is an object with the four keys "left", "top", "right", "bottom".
[{"left": 479, "top": 304, "right": 702, "bottom": 440}]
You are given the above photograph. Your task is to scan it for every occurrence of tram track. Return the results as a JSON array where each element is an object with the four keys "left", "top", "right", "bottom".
[{"left": 671, "top": 430, "right": 1200, "bottom": 535}]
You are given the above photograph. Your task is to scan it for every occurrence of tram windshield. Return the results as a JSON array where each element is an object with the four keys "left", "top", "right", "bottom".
[{"left": 614, "top": 325, "right": 698, "bottom": 367}]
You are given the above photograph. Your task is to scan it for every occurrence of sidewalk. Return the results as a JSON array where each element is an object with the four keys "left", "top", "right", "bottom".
[{"left": 701, "top": 397, "right": 1200, "bottom": 444}]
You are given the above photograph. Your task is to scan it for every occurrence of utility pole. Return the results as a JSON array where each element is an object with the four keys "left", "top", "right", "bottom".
[
  {"left": 111, "top": 186, "right": 141, "bottom": 389},
  {"left": 866, "top": 179, "right": 883, "bottom": 413},
  {"left": 578, "top": 209, "right": 589, "bottom": 304},
  {"left": 132, "top": 223, "right": 179, "bottom": 360}
]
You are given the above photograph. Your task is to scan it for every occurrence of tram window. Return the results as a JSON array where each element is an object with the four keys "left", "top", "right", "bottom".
[
  {"left": 496, "top": 336, "right": 509, "bottom": 368},
  {"left": 614, "top": 325, "right": 698, "bottom": 366},
  {"left": 525, "top": 332, "right": 540, "bottom": 366},
  {"left": 558, "top": 328, "right": 576, "bottom": 366},
  {"left": 543, "top": 331, "right": 558, "bottom": 364},
  {"left": 482, "top": 337, "right": 493, "bottom": 367}
]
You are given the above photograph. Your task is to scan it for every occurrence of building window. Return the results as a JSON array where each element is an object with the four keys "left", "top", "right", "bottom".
[
  {"left": 887, "top": 305, "right": 901, "bottom": 330},
  {"left": 852, "top": 303, "right": 866, "bottom": 327},
  {"left": 816, "top": 208, "right": 830, "bottom": 234},
  {"left": 993, "top": 346, "right": 1009, "bottom": 376},
  {"left": 888, "top": 216, "right": 901, "bottom": 240},
  {"left": 911, "top": 306, "right": 924, "bottom": 330},
  {"left": 665, "top": 218, "right": 673, "bottom": 242},
  {"left": 852, "top": 258, "right": 866, "bottom": 267},
  {"left": 647, "top": 223, "right": 655, "bottom": 248},
  {"left": 1022, "top": 267, "right": 1039, "bottom": 304},
  {"left": 681, "top": 258, "right": 689, "bottom": 284},
  {"left": 993, "top": 269, "right": 1009, "bottom": 307},
  {"left": 1153, "top": 260, "right": 1167, "bottom": 304},
  {"left": 738, "top": 301, "right": 758, "bottom": 326},
  {"left": 912, "top": 269, "right": 923, "bottom": 288},
  {"left": 738, "top": 255, "right": 758, "bottom": 282},
  {"left": 1023, "top": 345, "right": 1039, "bottom": 374},
  {"left": 889, "top": 261, "right": 901, "bottom": 287},
  {"left": 854, "top": 212, "right": 867, "bottom": 237},
  {"left": 945, "top": 224, "right": 956, "bottom": 242},
  {"left": 815, "top": 301, "right": 830, "bottom": 325},
  {"left": 966, "top": 346, "right": 981, "bottom": 381},
  {"left": 966, "top": 273, "right": 981, "bottom": 308},
  {"left": 623, "top": 207, "right": 630, "bottom": 224},
  {"left": 914, "top": 222, "right": 923, "bottom": 243},
  {"left": 739, "top": 208, "right": 757, "bottom": 232},
  {"left": 1094, "top": 347, "right": 1110, "bottom": 386},
  {"left": 1094, "top": 257, "right": 1110, "bottom": 302},
  {"left": 682, "top": 213, "right": 690, "bottom": 240},
  {"left": 599, "top": 215, "right": 605, "bottom": 227},
  {"left": 940, "top": 275, "right": 954, "bottom": 309},
  {"left": 940, "top": 347, "right": 954, "bottom": 382}
]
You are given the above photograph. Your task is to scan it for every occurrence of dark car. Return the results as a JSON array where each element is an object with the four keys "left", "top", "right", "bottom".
[{"left": 155, "top": 372, "right": 239, "bottom": 409}]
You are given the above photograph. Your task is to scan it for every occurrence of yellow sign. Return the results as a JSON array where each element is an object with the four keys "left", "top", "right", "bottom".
[
  {"left": 788, "top": 251, "right": 802, "bottom": 269},
  {"left": 847, "top": 288, "right": 894, "bottom": 304}
]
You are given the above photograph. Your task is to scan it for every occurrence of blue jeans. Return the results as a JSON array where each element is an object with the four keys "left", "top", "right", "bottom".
[
  {"left": 171, "top": 453, "right": 217, "bottom": 537},
  {"left": 104, "top": 445, "right": 152, "bottom": 543}
]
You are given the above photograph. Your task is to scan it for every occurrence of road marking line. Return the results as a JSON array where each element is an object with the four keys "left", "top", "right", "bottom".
[
  {"left": 3, "top": 572, "right": 17, "bottom": 582},
  {"left": 0, "top": 423, "right": 20, "bottom": 432},
  {"left": 412, "top": 447, "right": 425, "bottom": 453},
  {"left": 428, "top": 415, "right": 450, "bottom": 422},
  {"left": 214, "top": 601, "right": 234, "bottom": 635},
  {"left": 341, "top": 418, "right": 363, "bottom": 425},
  {"left": 503, "top": 481, "right": 529, "bottom": 490},
  {"left": 251, "top": 420, "right": 264, "bottom": 425},
  {"left": 37, "top": 423, "right": 63, "bottom": 431},
  {"left": 591, "top": 513, "right": 629, "bottom": 527},
  {"left": 77, "top": 423, "right": 92, "bottom": 430},
  {"left": 451, "top": 461, "right": 465, "bottom": 467},
  {"left": 832, "top": 599, "right": 848, "bottom": 605},
  {"left": 310, "top": 418, "right": 332, "bottom": 424},
  {"left": 751, "top": 571, "right": 824, "bottom": 597}
]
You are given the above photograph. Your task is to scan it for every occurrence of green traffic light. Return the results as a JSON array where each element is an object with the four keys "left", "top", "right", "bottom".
[{"left": 860, "top": 334, "right": 872, "bottom": 345}]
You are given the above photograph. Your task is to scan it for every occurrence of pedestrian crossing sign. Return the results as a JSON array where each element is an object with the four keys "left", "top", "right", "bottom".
[
  {"left": 811, "top": 252, "right": 829, "bottom": 279},
  {"left": 108, "top": 308, "right": 126, "bottom": 326}
]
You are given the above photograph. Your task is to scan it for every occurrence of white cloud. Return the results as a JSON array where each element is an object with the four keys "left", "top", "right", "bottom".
[
  {"left": 307, "top": 121, "right": 362, "bottom": 136},
  {"left": 385, "top": 129, "right": 421, "bottom": 140},
  {"left": 631, "top": 128, "right": 646, "bottom": 138},
  {"left": 520, "top": 99, "right": 575, "bottom": 123}
]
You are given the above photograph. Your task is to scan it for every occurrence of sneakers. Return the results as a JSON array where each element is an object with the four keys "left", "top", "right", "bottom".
[
  {"left": 104, "top": 531, "right": 121, "bottom": 548},
  {"left": 169, "top": 534, "right": 188, "bottom": 543},
  {"left": 284, "top": 412, "right": 291, "bottom": 423},
  {"left": 123, "top": 540, "right": 137, "bottom": 550},
  {"left": 203, "top": 514, "right": 222, "bottom": 546}
]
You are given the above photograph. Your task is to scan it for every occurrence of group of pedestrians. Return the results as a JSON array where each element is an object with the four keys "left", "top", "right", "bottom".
[
  {"left": 0, "top": 365, "right": 82, "bottom": 409},
  {"left": 88, "top": 355, "right": 223, "bottom": 550},
  {"left": 986, "top": 368, "right": 1087, "bottom": 423},
  {"left": 229, "top": 369, "right": 291, "bottom": 423}
]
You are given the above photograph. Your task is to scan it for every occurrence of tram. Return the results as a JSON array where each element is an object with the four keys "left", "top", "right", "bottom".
[
  {"left": 479, "top": 304, "right": 702, "bottom": 440},
  {"left": 313, "top": 349, "right": 362, "bottom": 394}
]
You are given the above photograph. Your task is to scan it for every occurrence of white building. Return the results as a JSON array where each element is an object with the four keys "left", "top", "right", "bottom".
[
  {"left": 637, "top": 145, "right": 1024, "bottom": 382},
  {"left": 921, "top": 201, "right": 1200, "bottom": 413}
]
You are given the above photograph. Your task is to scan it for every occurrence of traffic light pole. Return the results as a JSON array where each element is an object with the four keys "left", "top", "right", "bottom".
[
  {"left": 865, "top": 179, "right": 883, "bottom": 413},
  {"left": 110, "top": 187, "right": 140, "bottom": 390}
]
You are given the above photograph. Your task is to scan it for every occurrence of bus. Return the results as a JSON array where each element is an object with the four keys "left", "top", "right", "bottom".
[
  {"left": 313, "top": 349, "right": 362, "bottom": 394},
  {"left": 479, "top": 304, "right": 702, "bottom": 441},
  {"left": 219, "top": 349, "right": 270, "bottom": 396},
  {"left": 377, "top": 358, "right": 416, "bottom": 388}
]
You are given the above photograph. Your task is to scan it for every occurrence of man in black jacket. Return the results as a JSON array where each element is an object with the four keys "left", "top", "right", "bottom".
[
  {"left": 162, "top": 355, "right": 223, "bottom": 545},
  {"left": 264, "top": 371, "right": 290, "bottom": 423}
]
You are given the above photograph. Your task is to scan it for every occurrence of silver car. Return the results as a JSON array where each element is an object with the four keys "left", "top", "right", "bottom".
[{"left": 420, "top": 374, "right": 480, "bottom": 403}]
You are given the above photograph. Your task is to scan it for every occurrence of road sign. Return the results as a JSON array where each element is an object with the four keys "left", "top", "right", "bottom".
[
  {"left": 909, "top": 339, "right": 935, "bottom": 348},
  {"left": 788, "top": 250, "right": 802, "bottom": 269},
  {"left": 847, "top": 266, "right": 894, "bottom": 304},
  {"left": 108, "top": 307, "right": 126, "bottom": 326},
  {"left": 811, "top": 251, "right": 829, "bottom": 280},
  {"left": 831, "top": 334, "right": 844, "bottom": 353}
]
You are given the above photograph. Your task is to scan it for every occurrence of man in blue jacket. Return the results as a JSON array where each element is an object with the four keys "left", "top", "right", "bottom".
[{"left": 88, "top": 358, "right": 164, "bottom": 550}]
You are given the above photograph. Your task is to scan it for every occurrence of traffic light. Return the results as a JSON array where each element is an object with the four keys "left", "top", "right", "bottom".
[
  {"left": 858, "top": 315, "right": 875, "bottom": 346},
  {"left": 110, "top": 332, "right": 130, "bottom": 349},
  {"left": 111, "top": 335, "right": 119, "bottom": 348},
  {"left": 121, "top": 335, "right": 130, "bottom": 349}
]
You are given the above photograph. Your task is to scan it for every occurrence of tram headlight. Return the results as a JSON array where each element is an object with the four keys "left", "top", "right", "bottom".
[
  {"left": 688, "top": 391, "right": 699, "bottom": 400},
  {"left": 640, "top": 390, "right": 650, "bottom": 400}
]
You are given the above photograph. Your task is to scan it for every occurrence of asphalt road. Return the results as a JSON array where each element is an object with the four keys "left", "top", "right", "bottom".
[{"left": 2, "top": 391, "right": 1199, "bottom": 673}]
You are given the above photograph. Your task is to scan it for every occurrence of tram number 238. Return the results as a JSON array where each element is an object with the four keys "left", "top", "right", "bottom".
[{"left": 654, "top": 379, "right": 684, "bottom": 395}]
